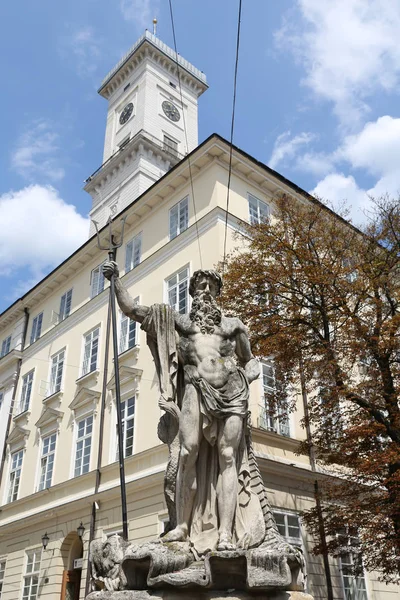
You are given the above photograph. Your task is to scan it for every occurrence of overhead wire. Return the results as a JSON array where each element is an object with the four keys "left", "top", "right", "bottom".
[
  {"left": 168, "top": 0, "right": 203, "bottom": 268},
  {"left": 222, "top": 0, "right": 243, "bottom": 271}
]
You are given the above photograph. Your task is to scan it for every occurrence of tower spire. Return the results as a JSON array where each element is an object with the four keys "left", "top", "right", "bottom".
[{"left": 153, "top": 18, "right": 157, "bottom": 36}]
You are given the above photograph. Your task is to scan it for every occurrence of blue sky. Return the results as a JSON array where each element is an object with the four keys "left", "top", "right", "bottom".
[{"left": 1, "top": 0, "right": 400, "bottom": 313}]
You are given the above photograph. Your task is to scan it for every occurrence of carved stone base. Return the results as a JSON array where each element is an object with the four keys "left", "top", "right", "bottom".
[{"left": 86, "top": 592, "right": 314, "bottom": 600}]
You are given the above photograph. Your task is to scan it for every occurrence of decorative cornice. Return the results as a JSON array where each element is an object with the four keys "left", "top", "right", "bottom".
[
  {"left": 118, "top": 345, "right": 140, "bottom": 364},
  {"left": 0, "top": 349, "right": 22, "bottom": 375},
  {"left": 107, "top": 366, "right": 143, "bottom": 392},
  {"left": 75, "top": 369, "right": 100, "bottom": 388},
  {"left": 0, "top": 371, "right": 19, "bottom": 390},
  {"left": 13, "top": 409, "right": 31, "bottom": 425},
  {"left": 69, "top": 387, "right": 101, "bottom": 416},
  {"left": 35, "top": 408, "right": 64, "bottom": 431},
  {"left": 42, "top": 390, "right": 63, "bottom": 408},
  {"left": 7, "top": 425, "right": 29, "bottom": 447},
  {"left": 84, "top": 130, "right": 180, "bottom": 195}
]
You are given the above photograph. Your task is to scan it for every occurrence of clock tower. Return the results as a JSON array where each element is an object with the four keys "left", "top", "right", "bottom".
[{"left": 85, "top": 30, "right": 208, "bottom": 235}]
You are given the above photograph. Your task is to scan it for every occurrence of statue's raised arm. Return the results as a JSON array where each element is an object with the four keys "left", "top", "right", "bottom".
[{"left": 103, "top": 261, "right": 149, "bottom": 323}]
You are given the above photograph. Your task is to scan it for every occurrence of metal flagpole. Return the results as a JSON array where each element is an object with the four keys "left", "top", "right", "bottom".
[{"left": 93, "top": 216, "right": 129, "bottom": 540}]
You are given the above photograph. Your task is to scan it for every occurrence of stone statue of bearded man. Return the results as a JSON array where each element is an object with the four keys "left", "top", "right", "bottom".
[{"left": 103, "top": 263, "right": 280, "bottom": 554}]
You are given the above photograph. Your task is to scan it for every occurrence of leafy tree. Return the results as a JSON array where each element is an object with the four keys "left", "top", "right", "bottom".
[{"left": 220, "top": 194, "right": 400, "bottom": 582}]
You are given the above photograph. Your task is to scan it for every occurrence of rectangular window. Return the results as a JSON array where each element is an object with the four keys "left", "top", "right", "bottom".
[
  {"left": 248, "top": 194, "right": 269, "bottom": 225},
  {"left": 340, "top": 553, "right": 368, "bottom": 600},
  {"left": 260, "top": 361, "right": 290, "bottom": 436},
  {"left": 0, "top": 335, "right": 11, "bottom": 357},
  {"left": 125, "top": 233, "right": 142, "bottom": 273},
  {"left": 7, "top": 449, "right": 23, "bottom": 503},
  {"left": 169, "top": 197, "right": 189, "bottom": 240},
  {"left": 0, "top": 559, "right": 5, "bottom": 598},
  {"left": 49, "top": 349, "right": 65, "bottom": 395},
  {"left": 22, "top": 549, "right": 41, "bottom": 600},
  {"left": 30, "top": 313, "right": 43, "bottom": 344},
  {"left": 0, "top": 391, "right": 3, "bottom": 411},
  {"left": 120, "top": 397, "right": 135, "bottom": 458},
  {"left": 90, "top": 264, "right": 105, "bottom": 299},
  {"left": 38, "top": 433, "right": 56, "bottom": 491},
  {"left": 337, "top": 529, "right": 368, "bottom": 600},
  {"left": 167, "top": 267, "right": 189, "bottom": 314},
  {"left": 59, "top": 289, "right": 72, "bottom": 321},
  {"left": 19, "top": 370, "right": 34, "bottom": 414},
  {"left": 119, "top": 310, "right": 138, "bottom": 354},
  {"left": 74, "top": 415, "right": 93, "bottom": 477},
  {"left": 82, "top": 328, "right": 100, "bottom": 376},
  {"left": 163, "top": 134, "right": 178, "bottom": 155},
  {"left": 273, "top": 511, "right": 302, "bottom": 547}
]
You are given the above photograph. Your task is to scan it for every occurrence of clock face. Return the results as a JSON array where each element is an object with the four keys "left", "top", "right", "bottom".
[
  {"left": 119, "top": 103, "right": 134, "bottom": 125},
  {"left": 162, "top": 100, "right": 180, "bottom": 122}
]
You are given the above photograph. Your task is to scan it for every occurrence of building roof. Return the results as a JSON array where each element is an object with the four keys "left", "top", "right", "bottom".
[{"left": 0, "top": 132, "right": 361, "bottom": 326}]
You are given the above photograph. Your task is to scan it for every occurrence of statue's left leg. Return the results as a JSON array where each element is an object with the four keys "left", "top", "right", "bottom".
[{"left": 217, "top": 414, "right": 243, "bottom": 551}]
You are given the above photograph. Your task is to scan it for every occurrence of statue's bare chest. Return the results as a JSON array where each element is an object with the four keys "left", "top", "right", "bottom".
[{"left": 178, "top": 324, "right": 236, "bottom": 361}]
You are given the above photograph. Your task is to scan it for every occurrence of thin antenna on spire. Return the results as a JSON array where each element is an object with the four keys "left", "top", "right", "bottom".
[{"left": 153, "top": 18, "right": 158, "bottom": 36}]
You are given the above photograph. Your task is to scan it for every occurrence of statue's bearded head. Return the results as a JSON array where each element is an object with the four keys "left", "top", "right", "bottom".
[{"left": 189, "top": 270, "right": 222, "bottom": 334}]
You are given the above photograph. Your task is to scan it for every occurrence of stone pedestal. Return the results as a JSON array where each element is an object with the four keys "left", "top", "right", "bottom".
[{"left": 86, "top": 592, "right": 314, "bottom": 600}]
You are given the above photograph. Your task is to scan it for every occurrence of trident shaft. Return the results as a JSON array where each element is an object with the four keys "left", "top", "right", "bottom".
[{"left": 93, "top": 216, "right": 128, "bottom": 540}]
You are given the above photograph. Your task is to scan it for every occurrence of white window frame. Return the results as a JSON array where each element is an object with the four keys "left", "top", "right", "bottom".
[
  {"left": 81, "top": 327, "right": 100, "bottom": 377},
  {"left": 0, "top": 558, "right": 6, "bottom": 598},
  {"left": 22, "top": 549, "right": 41, "bottom": 600},
  {"left": 74, "top": 415, "right": 93, "bottom": 477},
  {"left": 30, "top": 313, "right": 43, "bottom": 344},
  {"left": 49, "top": 349, "right": 65, "bottom": 396},
  {"left": 59, "top": 289, "right": 72, "bottom": 321},
  {"left": 125, "top": 233, "right": 142, "bottom": 273},
  {"left": 248, "top": 193, "right": 269, "bottom": 225},
  {"left": 169, "top": 196, "right": 189, "bottom": 240},
  {"left": 119, "top": 396, "right": 135, "bottom": 458},
  {"left": 339, "top": 552, "right": 368, "bottom": 600},
  {"left": 119, "top": 308, "right": 138, "bottom": 354},
  {"left": 0, "top": 335, "right": 11, "bottom": 357},
  {"left": 337, "top": 529, "right": 368, "bottom": 600},
  {"left": 165, "top": 266, "right": 190, "bottom": 315},
  {"left": 7, "top": 449, "right": 23, "bottom": 503},
  {"left": 37, "top": 433, "right": 57, "bottom": 491},
  {"left": 19, "top": 370, "right": 34, "bottom": 414},
  {"left": 272, "top": 510, "right": 302, "bottom": 548},
  {"left": 90, "top": 263, "right": 105, "bottom": 299},
  {"left": 260, "top": 361, "right": 290, "bottom": 437}
]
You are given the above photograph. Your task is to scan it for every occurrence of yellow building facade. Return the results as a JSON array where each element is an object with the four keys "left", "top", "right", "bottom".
[{"left": 0, "top": 32, "right": 398, "bottom": 600}]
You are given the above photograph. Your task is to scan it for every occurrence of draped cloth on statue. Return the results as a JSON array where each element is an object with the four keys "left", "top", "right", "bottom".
[
  {"left": 186, "top": 368, "right": 265, "bottom": 554},
  {"left": 141, "top": 304, "right": 266, "bottom": 555}
]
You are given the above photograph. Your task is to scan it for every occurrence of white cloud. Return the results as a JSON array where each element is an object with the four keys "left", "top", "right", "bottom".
[
  {"left": 62, "top": 26, "right": 101, "bottom": 78},
  {"left": 120, "top": 0, "right": 159, "bottom": 29},
  {"left": 276, "top": 0, "right": 400, "bottom": 126},
  {"left": 268, "top": 131, "right": 315, "bottom": 170},
  {"left": 309, "top": 116, "right": 400, "bottom": 223},
  {"left": 310, "top": 173, "right": 370, "bottom": 223},
  {"left": 0, "top": 185, "right": 89, "bottom": 296},
  {"left": 11, "top": 120, "right": 65, "bottom": 182}
]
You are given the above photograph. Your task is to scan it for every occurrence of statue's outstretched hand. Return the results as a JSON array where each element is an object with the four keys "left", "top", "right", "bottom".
[{"left": 103, "top": 261, "right": 120, "bottom": 280}]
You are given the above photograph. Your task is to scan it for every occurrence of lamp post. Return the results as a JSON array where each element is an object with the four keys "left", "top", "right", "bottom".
[
  {"left": 41, "top": 532, "right": 49, "bottom": 551},
  {"left": 77, "top": 522, "right": 85, "bottom": 540}
]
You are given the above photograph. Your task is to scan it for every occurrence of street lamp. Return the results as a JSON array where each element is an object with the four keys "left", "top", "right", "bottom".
[
  {"left": 41, "top": 532, "right": 50, "bottom": 550},
  {"left": 77, "top": 522, "right": 85, "bottom": 540}
]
